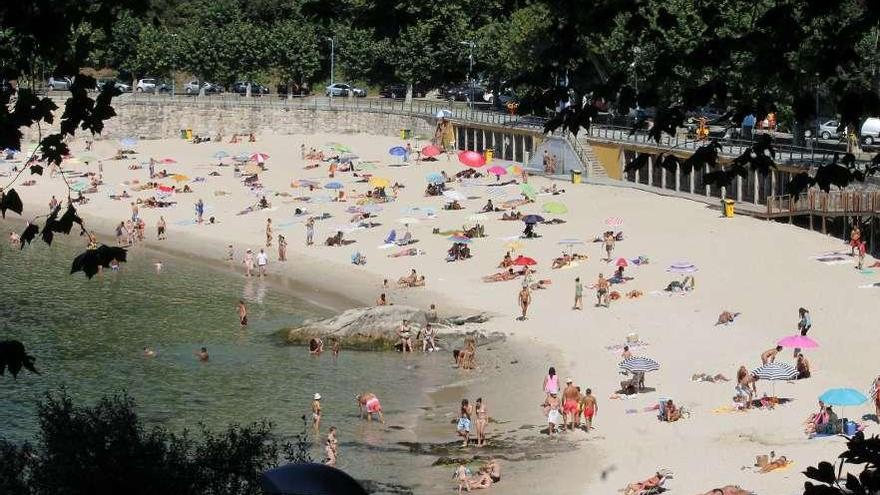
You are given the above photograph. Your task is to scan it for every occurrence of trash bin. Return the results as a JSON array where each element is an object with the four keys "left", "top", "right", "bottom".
[
  {"left": 484, "top": 148, "right": 494, "bottom": 162},
  {"left": 400, "top": 129, "right": 412, "bottom": 139},
  {"left": 571, "top": 170, "right": 582, "bottom": 184},
  {"left": 185, "top": 128, "right": 193, "bottom": 140},
  {"left": 180, "top": 129, "right": 187, "bottom": 139},
  {"left": 723, "top": 199, "right": 735, "bottom": 218}
]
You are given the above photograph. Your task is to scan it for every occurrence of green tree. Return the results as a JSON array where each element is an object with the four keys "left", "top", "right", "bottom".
[{"left": 269, "top": 20, "right": 321, "bottom": 97}]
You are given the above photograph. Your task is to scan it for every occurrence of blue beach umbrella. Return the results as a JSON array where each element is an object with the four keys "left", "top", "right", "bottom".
[
  {"left": 448, "top": 235, "right": 472, "bottom": 243},
  {"left": 120, "top": 137, "right": 138, "bottom": 147},
  {"left": 324, "top": 181, "right": 344, "bottom": 190},
  {"left": 213, "top": 151, "right": 230, "bottom": 159},
  {"left": 388, "top": 146, "right": 406, "bottom": 157},
  {"left": 819, "top": 388, "right": 868, "bottom": 407},
  {"left": 426, "top": 172, "right": 444, "bottom": 184}
]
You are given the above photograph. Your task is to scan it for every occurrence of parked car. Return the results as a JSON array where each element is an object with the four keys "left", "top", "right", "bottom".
[
  {"left": 96, "top": 79, "right": 131, "bottom": 92},
  {"left": 861, "top": 118, "right": 880, "bottom": 145},
  {"left": 47, "top": 76, "right": 73, "bottom": 91},
  {"left": 276, "top": 83, "right": 310, "bottom": 97},
  {"left": 184, "top": 80, "right": 222, "bottom": 94},
  {"left": 379, "top": 83, "right": 426, "bottom": 99},
  {"left": 815, "top": 119, "right": 840, "bottom": 140},
  {"left": 231, "top": 81, "right": 269, "bottom": 95},
  {"left": 444, "top": 84, "right": 485, "bottom": 102},
  {"left": 136, "top": 78, "right": 171, "bottom": 93},
  {"left": 325, "top": 83, "right": 366, "bottom": 97}
]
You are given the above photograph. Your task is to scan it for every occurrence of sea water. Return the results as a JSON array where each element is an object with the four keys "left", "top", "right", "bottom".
[{"left": 0, "top": 235, "right": 453, "bottom": 492}]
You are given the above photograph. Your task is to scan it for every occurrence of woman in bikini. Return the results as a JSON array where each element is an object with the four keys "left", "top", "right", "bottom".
[{"left": 475, "top": 398, "right": 488, "bottom": 447}]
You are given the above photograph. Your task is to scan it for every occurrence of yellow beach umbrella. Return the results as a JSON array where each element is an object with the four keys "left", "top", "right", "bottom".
[
  {"left": 507, "top": 164, "right": 523, "bottom": 175},
  {"left": 505, "top": 240, "right": 523, "bottom": 252},
  {"left": 171, "top": 174, "right": 189, "bottom": 183},
  {"left": 369, "top": 177, "right": 390, "bottom": 188}
]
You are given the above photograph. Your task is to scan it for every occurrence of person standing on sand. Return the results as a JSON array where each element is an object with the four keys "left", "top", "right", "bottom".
[
  {"left": 130, "top": 202, "right": 139, "bottom": 222},
  {"left": 377, "top": 293, "right": 387, "bottom": 306},
  {"left": 257, "top": 248, "right": 268, "bottom": 277},
  {"left": 851, "top": 223, "right": 862, "bottom": 256},
  {"left": 475, "top": 397, "right": 488, "bottom": 447},
  {"left": 300, "top": 144, "right": 306, "bottom": 160},
  {"left": 543, "top": 367, "right": 559, "bottom": 400},
  {"left": 265, "top": 219, "right": 273, "bottom": 247},
  {"left": 278, "top": 234, "right": 287, "bottom": 261},
  {"left": 518, "top": 286, "right": 531, "bottom": 320},
  {"left": 562, "top": 378, "right": 579, "bottom": 431},
  {"left": 581, "top": 388, "right": 597, "bottom": 431},
  {"left": 595, "top": 273, "right": 609, "bottom": 307},
  {"left": 873, "top": 376, "right": 880, "bottom": 422},
  {"left": 243, "top": 248, "right": 255, "bottom": 277},
  {"left": 238, "top": 300, "right": 248, "bottom": 326},
  {"left": 195, "top": 199, "right": 205, "bottom": 224},
  {"left": 858, "top": 241, "right": 866, "bottom": 270},
  {"left": 312, "top": 393, "right": 322, "bottom": 434},
  {"left": 157, "top": 216, "right": 166, "bottom": 240},
  {"left": 573, "top": 277, "right": 583, "bottom": 310},
  {"left": 305, "top": 217, "right": 315, "bottom": 246},
  {"left": 603, "top": 232, "right": 615, "bottom": 261},
  {"left": 542, "top": 392, "right": 561, "bottom": 436},
  {"left": 761, "top": 345, "right": 782, "bottom": 365},
  {"left": 457, "top": 399, "right": 472, "bottom": 447},
  {"left": 794, "top": 307, "right": 812, "bottom": 357}
]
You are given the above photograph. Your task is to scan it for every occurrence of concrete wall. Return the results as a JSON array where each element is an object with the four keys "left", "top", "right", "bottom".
[
  {"left": 590, "top": 142, "right": 623, "bottom": 179},
  {"left": 97, "top": 100, "right": 437, "bottom": 141}
]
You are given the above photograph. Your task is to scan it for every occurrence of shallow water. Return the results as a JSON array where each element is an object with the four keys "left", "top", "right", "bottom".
[{"left": 0, "top": 235, "right": 453, "bottom": 491}]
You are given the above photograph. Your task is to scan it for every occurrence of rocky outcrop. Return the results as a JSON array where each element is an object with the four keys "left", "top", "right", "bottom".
[{"left": 282, "top": 305, "right": 429, "bottom": 350}]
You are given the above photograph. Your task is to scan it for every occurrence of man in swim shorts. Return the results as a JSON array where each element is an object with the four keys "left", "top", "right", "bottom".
[
  {"left": 581, "top": 388, "right": 598, "bottom": 431},
  {"left": 562, "top": 378, "right": 580, "bottom": 431},
  {"left": 596, "top": 273, "right": 609, "bottom": 307}
]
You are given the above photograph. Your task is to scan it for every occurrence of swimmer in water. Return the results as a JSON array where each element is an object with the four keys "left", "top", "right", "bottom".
[
  {"left": 196, "top": 347, "right": 209, "bottom": 362},
  {"left": 154, "top": 261, "right": 163, "bottom": 273},
  {"left": 143, "top": 347, "right": 156, "bottom": 357},
  {"left": 238, "top": 300, "right": 248, "bottom": 326}
]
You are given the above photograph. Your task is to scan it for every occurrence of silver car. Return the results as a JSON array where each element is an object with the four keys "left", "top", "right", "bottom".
[
  {"left": 325, "top": 83, "right": 366, "bottom": 97},
  {"left": 818, "top": 120, "right": 839, "bottom": 140},
  {"left": 47, "top": 76, "right": 73, "bottom": 91}
]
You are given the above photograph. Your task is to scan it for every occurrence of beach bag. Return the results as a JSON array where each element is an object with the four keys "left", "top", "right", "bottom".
[{"left": 845, "top": 420, "right": 857, "bottom": 436}]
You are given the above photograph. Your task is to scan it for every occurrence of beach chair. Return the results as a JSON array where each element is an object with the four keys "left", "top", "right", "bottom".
[{"left": 384, "top": 229, "right": 397, "bottom": 244}]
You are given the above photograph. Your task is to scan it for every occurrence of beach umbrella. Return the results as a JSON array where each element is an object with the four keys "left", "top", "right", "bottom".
[
  {"left": 508, "top": 164, "right": 523, "bottom": 176},
  {"left": 421, "top": 145, "right": 441, "bottom": 157},
  {"left": 436, "top": 109, "right": 453, "bottom": 118},
  {"left": 448, "top": 235, "right": 472, "bottom": 243},
  {"left": 160, "top": 158, "right": 177, "bottom": 164},
  {"left": 426, "top": 172, "right": 445, "bottom": 184},
  {"left": 388, "top": 146, "right": 407, "bottom": 157},
  {"left": 171, "top": 174, "right": 189, "bottom": 183},
  {"left": 520, "top": 183, "right": 537, "bottom": 199},
  {"left": 69, "top": 181, "right": 88, "bottom": 192},
  {"left": 250, "top": 152, "right": 270, "bottom": 163},
  {"left": 120, "top": 137, "right": 138, "bottom": 147},
  {"left": 398, "top": 217, "right": 419, "bottom": 225},
  {"left": 777, "top": 335, "right": 819, "bottom": 349},
  {"left": 369, "top": 177, "right": 390, "bottom": 188},
  {"left": 213, "top": 151, "right": 230, "bottom": 159},
  {"left": 486, "top": 186, "right": 514, "bottom": 199},
  {"left": 819, "top": 388, "right": 868, "bottom": 407},
  {"left": 487, "top": 165, "right": 507, "bottom": 177},
  {"left": 619, "top": 356, "right": 660, "bottom": 373},
  {"left": 360, "top": 204, "right": 383, "bottom": 214},
  {"left": 605, "top": 216, "right": 624, "bottom": 227},
  {"left": 557, "top": 239, "right": 584, "bottom": 246},
  {"left": 235, "top": 152, "right": 250, "bottom": 162},
  {"left": 468, "top": 213, "right": 490, "bottom": 222},
  {"left": 442, "top": 190, "right": 466, "bottom": 202},
  {"left": 751, "top": 363, "right": 798, "bottom": 381},
  {"left": 458, "top": 150, "right": 486, "bottom": 168},
  {"left": 615, "top": 258, "right": 629, "bottom": 267},
  {"left": 401, "top": 206, "right": 436, "bottom": 217},
  {"left": 158, "top": 185, "right": 174, "bottom": 193},
  {"left": 243, "top": 163, "right": 262, "bottom": 175},
  {"left": 542, "top": 202, "right": 568, "bottom": 214},
  {"left": 522, "top": 214, "right": 544, "bottom": 224},
  {"left": 324, "top": 181, "right": 344, "bottom": 190},
  {"left": 340, "top": 153, "right": 359, "bottom": 161},
  {"left": 513, "top": 255, "right": 537, "bottom": 266},
  {"left": 667, "top": 262, "right": 698, "bottom": 273}
]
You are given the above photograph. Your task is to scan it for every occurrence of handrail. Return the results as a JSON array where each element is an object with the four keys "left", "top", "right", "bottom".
[{"left": 767, "top": 190, "right": 880, "bottom": 216}]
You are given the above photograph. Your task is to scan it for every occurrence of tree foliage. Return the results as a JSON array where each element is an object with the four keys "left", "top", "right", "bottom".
[
  {"left": 0, "top": 391, "right": 313, "bottom": 495},
  {"left": 803, "top": 431, "right": 880, "bottom": 495}
]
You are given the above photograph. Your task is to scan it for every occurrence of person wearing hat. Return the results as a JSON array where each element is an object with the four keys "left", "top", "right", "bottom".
[
  {"left": 312, "top": 393, "right": 322, "bottom": 434},
  {"left": 562, "top": 378, "right": 580, "bottom": 430}
]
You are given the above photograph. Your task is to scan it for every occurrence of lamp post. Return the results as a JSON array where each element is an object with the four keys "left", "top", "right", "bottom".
[
  {"left": 815, "top": 73, "right": 820, "bottom": 150},
  {"left": 170, "top": 33, "right": 178, "bottom": 99},
  {"left": 326, "top": 37, "right": 335, "bottom": 99},
  {"left": 459, "top": 41, "right": 475, "bottom": 113}
]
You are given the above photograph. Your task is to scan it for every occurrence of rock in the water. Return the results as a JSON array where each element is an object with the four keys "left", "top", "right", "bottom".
[{"left": 283, "top": 305, "right": 427, "bottom": 350}]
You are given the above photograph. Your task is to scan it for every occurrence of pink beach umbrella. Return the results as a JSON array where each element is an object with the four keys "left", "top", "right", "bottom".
[
  {"left": 777, "top": 335, "right": 819, "bottom": 349},
  {"left": 605, "top": 216, "right": 623, "bottom": 227},
  {"left": 458, "top": 150, "right": 486, "bottom": 168},
  {"left": 250, "top": 152, "right": 270, "bottom": 163},
  {"left": 487, "top": 165, "right": 507, "bottom": 177},
  {"left": 159, "top": 158, "right": 177, "bottom": 164},
  {"left": 615, "top": 258, "right": 628, "bottom": 267},
  {"left": 421, "top": 145, "right": 441, "bottom": 157}
]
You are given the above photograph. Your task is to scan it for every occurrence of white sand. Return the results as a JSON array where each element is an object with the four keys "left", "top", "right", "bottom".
[{"left": 7, "top": 132, "right": 879, "bottom": 494}]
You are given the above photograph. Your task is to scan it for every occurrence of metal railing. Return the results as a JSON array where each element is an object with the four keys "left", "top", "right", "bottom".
[{"left": 768, "top": 191, "right": 880, "bottom": 216}]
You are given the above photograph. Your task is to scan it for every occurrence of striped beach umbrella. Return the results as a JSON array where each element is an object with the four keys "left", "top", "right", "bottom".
[
  {"left": 619, "top": 357, "right": 660, "bottom": 373},
  {"left": 751, "top": 363, "right": 798, "bottom": 381},
  {"left": 605, "top": 216, "right": 624, "bottom": 227}
]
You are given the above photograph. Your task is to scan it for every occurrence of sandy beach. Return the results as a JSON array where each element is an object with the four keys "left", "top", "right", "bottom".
[{"left": 6, "top": 131, "right": 880, "bottom": 494}]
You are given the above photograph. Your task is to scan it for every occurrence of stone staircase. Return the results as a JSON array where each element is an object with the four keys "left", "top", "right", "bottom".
[{"left": 574, "top": 136, "right": 606, "bottom": 178}]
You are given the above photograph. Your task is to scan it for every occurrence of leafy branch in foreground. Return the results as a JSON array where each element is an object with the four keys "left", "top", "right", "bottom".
[{"left": 802, "top": 431, "right": 880, "bottom": 494}]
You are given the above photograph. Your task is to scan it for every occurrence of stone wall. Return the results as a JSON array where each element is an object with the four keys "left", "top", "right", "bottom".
[{"left": 96, "top": 100, "right": 437, "bottom": 141}]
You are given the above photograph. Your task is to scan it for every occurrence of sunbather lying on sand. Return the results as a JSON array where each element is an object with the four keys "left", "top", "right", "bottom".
[
  {"left": 530, "top": 279, "right": 552, "bottom": 290},
  {"left": 759, "top": 456, "right": 791, "bottom": 473},
  {"left": 623, "top": 472, "right": 665, "bottom": 495},
  {"left": 389, "top": 247, "right": 424, "bottom": 258},
  {"left": 699, "top": 486, "right": 753, "bottom": 495},
  {"left": 716, "top": 311, "right": 741, "bottom": 325},
  {"left": 691, "top": 373, "right": 730, "bottom": 383},
  {"left": 483, "top": 268, "right": 517, "bottom": 283}
]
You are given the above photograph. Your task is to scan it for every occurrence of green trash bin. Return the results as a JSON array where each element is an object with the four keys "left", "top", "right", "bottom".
[
  {"left": 400, "top": 129, "right": 412, "bottom": 139},
  {"left": 180, "top": 129, "right": 187, "bottom": 139}
]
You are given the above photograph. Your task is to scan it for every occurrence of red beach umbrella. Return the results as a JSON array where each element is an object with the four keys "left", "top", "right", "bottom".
[
  {"left": 513, "top": 255, "right": 537, "bottom": 266},
  {"left": 160, "top": 158, "right": 177, "bottom": 164},
  {"left": 615, "top": 258, "right": 629, "bottom": 267},
  {"left": 421, "top": 145, "right": 441, "bottom": 157},
  {"left": 458, "top": 150, "right": 486, "bottom": 168}
]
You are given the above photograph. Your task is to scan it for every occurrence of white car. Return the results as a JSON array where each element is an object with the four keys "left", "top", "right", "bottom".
[
  {"left": 47, "top": 76, "right": 73, "bottom": 91},
  {"left": 817, "top": 120, "right": 839, "bottom": 140},
  {"left": 861, "top": 118, "right": 880, "bottom": 145},
  {"left": 136, "top": 78, "right": 156, "bottom": 92},
  {"left": 325, "top": 83, "right": 366, "bottom": 97}
]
